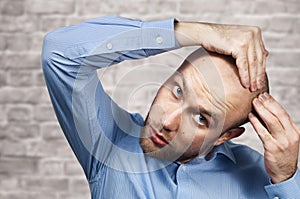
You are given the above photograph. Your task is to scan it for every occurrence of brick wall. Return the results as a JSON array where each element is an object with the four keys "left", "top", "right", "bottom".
[{"left": 0, "top": 0, "right": 299, "bottom": 198}]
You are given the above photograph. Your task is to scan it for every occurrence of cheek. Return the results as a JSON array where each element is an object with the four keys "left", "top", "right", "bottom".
[
  {"left": 170, "top": 114, "right": 198, "bottom": 143},
  {"left": 173, "top": 124, "right": 204, "bottom": 151},
  {"left": 186, "top": 132, "right": 206, "bottom": 151},
  {"left": 181, "top": 129, "right": 220, "bottom": 155},
  {"left": 173, "top": 131, "right": 208, "bottom": 159}
]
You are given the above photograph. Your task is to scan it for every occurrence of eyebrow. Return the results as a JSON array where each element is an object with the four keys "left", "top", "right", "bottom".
[{"left": 177, "top": 73, "right": 218, "bottom": 126}]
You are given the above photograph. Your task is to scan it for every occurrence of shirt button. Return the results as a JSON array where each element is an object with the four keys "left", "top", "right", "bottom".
[
  {"left": 273, "top": 197, "right": 279, "bottom": 199},
  {"left": 106, "top": 43, "right": 113, "bottom": 50},
  {"left": 156, "top": 36, "right": 163, "bottom": 44},
  {"left": 181, "top": 165, "right": 186, "bottom": 171}
]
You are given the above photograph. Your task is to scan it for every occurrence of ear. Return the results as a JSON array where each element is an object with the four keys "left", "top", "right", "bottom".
[{"left": 214, "top": 127, "right": 245, "bottom": 146}]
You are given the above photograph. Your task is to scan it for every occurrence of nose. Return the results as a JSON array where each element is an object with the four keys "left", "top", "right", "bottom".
[{"left": 163, "top": 107, "right": 182, "bottom": 132}]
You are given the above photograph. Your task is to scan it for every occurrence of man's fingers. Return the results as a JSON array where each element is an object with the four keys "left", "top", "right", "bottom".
[
  {"left": 259, "top": 36, "right": 269, "bottom": 57},
  {"left": 248, "top": 112, "right": 274, "bottom": 146},
  {"left": 255, "top": 39, "right": 264, "bottom": 90},
  {"left": 234, "top": 30, "right": 268, "bottom": 90},
  {"left": 257, "top": 39, "right": 268, "bottom": 89},
  {"left": 235, "top": 51, "right": 250, "bottom": 88},
  {"left": 258, "top": 54, "right": 266, "bottom": 89},
  {"left": 248, "top": 39, "right": 258, "bottom": 91},
  {"left": 257, "top": 93, "right": 292, "bottom": 132},
  {"left": 252, "top": 97, "right": 284, "bottom": 136}
]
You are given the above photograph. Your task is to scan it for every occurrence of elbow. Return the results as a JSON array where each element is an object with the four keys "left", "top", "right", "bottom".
[
  {"left": 41, "top": 30, "right": 68, "bottom": 76},
  {"left": 41, "top": 32, "right": 57, "bottom": 70},
  {"left": 41, "top": 31, "right": 65, "bottom": 83},
  {"left": 41, "top": 33, "right": 54, "bottom": 81}
]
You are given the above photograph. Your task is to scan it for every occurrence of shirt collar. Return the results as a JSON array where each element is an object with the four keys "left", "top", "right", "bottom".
[{"left": 204, "top": 141, "right": 237, "bottom": 164}]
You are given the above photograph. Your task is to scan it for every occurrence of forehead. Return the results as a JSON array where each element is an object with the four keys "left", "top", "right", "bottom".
[
  {"left": 178, "top": 53, "right": 249, "bottom": 99},
  {"left": 175, "top": 55, "right": 252, "bottom": 127},
  {"left": 178, "top": 58, "right": 227, "bottom": 107}
]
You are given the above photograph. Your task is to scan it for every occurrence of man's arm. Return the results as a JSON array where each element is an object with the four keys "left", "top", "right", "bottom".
[
  {"left": 42, "top": 15, "right": 179, "bottom": 180},
  {"left": 249, "top": 93, "right": 300, "bottom": 198}
]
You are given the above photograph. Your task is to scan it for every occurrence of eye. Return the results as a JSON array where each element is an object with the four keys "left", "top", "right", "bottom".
[
  {"left": 172, "top": 85, "right": 182, "bottom": 98},
  {"left": 193, "top": 114, "right": 206, "bottom": 126}
]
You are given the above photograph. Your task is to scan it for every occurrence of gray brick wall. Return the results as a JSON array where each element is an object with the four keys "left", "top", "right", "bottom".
[{"left": 0, "top": 0, "right": 299, "bottom": 198}]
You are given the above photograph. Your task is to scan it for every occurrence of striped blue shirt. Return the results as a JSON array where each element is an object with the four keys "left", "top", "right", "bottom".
[{"left": 42, "top": 14, "right": 300, "bottom": 199}]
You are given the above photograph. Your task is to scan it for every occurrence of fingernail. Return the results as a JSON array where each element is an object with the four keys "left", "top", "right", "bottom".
[
  {"left": 254, "top": 98, "right": 262, "bottom": 106},
  {"left": 263, "top": 92, "right": 270, "bottom": 99},
  {"left": 251, "top": 82, "right": 257, "bottom": 91},
  {"left": 248, "top": 112, "right": 254, "bottom": 118},
  {"left": 258, "top": 93, "right": 267, "bottom": 102}
]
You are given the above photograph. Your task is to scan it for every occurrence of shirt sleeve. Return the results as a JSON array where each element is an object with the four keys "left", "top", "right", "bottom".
[
  {"left": 41, "top": 14, "right": 179, "bottom": 180},
  {"left": 264, "top": 169, "right": 300, "bottom": 199}
]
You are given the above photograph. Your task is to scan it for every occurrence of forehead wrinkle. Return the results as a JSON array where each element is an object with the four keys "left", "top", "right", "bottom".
[
  {"left": 192, "top": 59, "right": 242, "bottom": 117},
  {"left": 201, "top": 71, "right": 241, "bottom": 119},
  {"left": 184, "top": 65, "right": 227, "bottom": 116}
]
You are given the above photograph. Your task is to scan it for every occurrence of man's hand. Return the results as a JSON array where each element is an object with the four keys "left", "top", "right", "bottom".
[
  {"left": 175, "top": 22, "right": 269, "bottom": 91},
  {"left": 248, "top": 92, "right": 300, "bottom": 183}
]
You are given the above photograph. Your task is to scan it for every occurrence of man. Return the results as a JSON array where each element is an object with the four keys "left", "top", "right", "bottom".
[{"left": 42, "top": 15, "right": 300, "bottom": 198}]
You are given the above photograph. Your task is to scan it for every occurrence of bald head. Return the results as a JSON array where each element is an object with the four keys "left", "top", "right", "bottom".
[
  {"left": 140, "top": 48, "right": 269, "bottom": 161},
  {"left": 179, "top": 48, "right": 269, "bottom": 132}
]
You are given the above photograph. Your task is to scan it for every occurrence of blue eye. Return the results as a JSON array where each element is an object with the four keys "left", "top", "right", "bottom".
[
  {"left": 193, "top": 114, "right": 206, "bottom": 126},
  {"left": 172, "top": 85, "right": 182, "bottom": 97}
]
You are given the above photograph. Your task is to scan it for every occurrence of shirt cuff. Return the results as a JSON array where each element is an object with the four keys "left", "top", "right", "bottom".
[
  {"left": 264, "top": 170, "right": 300, "bottom": 199},
  {"left": 65, "top": 15, "right": 179, "bottom": 59},
  {"left": 141, "top": 18, "right": 180, "bottom": 50}
]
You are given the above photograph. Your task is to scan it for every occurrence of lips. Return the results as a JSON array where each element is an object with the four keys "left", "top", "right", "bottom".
[{"left": 149, "top": 126, "right": 169, "bottom": 147}]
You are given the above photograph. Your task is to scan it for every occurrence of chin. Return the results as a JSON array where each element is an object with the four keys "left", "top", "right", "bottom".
[{"left": 139, "top": 138, "right": 184, "bottom": 162}]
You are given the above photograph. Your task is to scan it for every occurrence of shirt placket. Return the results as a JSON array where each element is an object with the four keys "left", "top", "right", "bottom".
[{"left": 176, "top": 164, "right": 192, "bottom": 199}]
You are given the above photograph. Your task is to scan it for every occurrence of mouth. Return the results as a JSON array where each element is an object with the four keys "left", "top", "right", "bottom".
[{"left": 149, "top": 125, "right": 169, "bottom": 147}]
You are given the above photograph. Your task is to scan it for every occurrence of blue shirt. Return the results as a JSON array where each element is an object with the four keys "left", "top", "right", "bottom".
[{"left": 42, "top": 14, "right": 300, "bottom": 199}]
